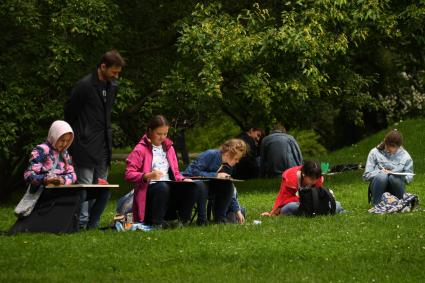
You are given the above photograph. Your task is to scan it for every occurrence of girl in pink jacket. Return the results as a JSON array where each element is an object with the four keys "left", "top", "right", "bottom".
[{"left": 124, "top": 115, "right": 197, "bottom": 228}]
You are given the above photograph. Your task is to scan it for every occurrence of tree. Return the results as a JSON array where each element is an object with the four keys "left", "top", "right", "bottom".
[
  {"left": 0, "top": 0, "right": 134, "bottom": 201},
  {"left": 163, "top": 1, "right": 425, "bottom": 148}
]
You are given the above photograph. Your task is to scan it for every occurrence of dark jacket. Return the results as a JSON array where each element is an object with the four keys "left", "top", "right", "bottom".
[
  {"left": 232, "top": 132, "right": 259, "bottom": 179},
  {"left": 64, "top": 70, "right": 117, "bottom": 167},
  {"left": 260, "top": 131, "right": 303, "bottom": 177}
]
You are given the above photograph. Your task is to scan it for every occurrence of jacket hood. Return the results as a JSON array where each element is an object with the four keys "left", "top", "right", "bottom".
[
  {"left": 139, "top": 134, "right": 173, "bottom": 150},
  {"left": 47, "top": 120, "right": 74, "bottom": 150}
]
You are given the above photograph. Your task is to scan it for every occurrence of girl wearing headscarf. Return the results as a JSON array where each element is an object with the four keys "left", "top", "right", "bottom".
[{"left": 24, "top": 120, "right": 77, "bottom": 187}]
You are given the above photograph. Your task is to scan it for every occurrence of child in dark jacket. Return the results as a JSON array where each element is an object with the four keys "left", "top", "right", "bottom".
[{"left": 124, "top": 115, "right": 197, "bottom": 228}]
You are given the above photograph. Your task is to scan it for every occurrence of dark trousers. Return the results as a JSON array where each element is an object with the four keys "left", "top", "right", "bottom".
[
  {"left": 144, "top": 182, "right": 198, "bottom": 225},
  {"left": 78, "top": 188, "right": 111, "bottom": 229},
  {"left": 195, "top": 180, "right": 234, "bottom": 223}
]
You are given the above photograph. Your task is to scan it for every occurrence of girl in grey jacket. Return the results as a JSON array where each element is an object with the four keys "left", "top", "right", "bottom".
[{"left": 363, "top": 130, "right": 414, "bottom": 205}]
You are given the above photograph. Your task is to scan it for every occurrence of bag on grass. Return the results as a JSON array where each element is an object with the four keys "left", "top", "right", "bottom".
[
  {"left": 14, "top": 184, "right": 44, "bottom": 218},
  {"left": 368, "top": 192, "right": 419, "bottom": 214},
  {"left": 9, "top": 189, "right": 81, "bottom": 234},
  {"left": 296, "top": 187, "right": 336, "bottom": 216},
  {"left": 113, "top": 213, "right": 152, "bottom": 232},
  {"left": 15, "top": 156, "right": 59, "bottom": 218}
]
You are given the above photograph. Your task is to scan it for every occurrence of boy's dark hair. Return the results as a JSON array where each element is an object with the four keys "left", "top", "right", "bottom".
[
  {"left": 301, "top": 160, "right": 322, "bottom": 179},
  {"left": 147, "top": 115, "right": 170, "bottom": 132},
  {"left": 99, "top": 50, "right": 126, "bottom": 68},
  {"left": 243, "top": 126, "right": 262, "bottom": 132}
]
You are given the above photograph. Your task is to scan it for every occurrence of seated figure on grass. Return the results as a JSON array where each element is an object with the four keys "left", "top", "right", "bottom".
[
  {"left": 261, "top": 160, "right": 344, "bottom": 216},
  {"left": 182, "top": 139, "right": 247, "bottom": 225},
  {"left": 363, "top": 129, "right": 414, "bottom": 205},
  {"left": 24, "top": 120, "right": 77, "bottom": 190},
  {"left": 259, "top": 123, "right": 303, "bottom": 178},
  {"left": 124, "top": 115, "right": 197, "bottom": 229}
]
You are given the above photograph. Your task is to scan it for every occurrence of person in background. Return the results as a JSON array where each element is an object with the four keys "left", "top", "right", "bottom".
[
  {"left": 183, "top": 139, "right": 247, "bottom": 225},
  {"left": 124, "top": 115, "right": 197, "bottom": 229},
  {"left": 171, "top": 118, "right": 190, "bottom": 166},
  {"left": 64, "top": 50, "right": 126, "bottom": 229},
  {"left": 232, "top": 127, "right": 262, "bottom": 179},
  {"left": 363, "top": 129, "right": 414, "bottom": 205},
  {"left": 260, "top": 123, "right": 303, "bottom": 178}
]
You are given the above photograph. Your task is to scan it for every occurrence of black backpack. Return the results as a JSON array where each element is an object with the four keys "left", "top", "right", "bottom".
[{"left": 296, "top": 187, "right": 336, "bottom": 216}]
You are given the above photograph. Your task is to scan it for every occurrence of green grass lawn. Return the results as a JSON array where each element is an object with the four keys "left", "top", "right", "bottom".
[{"left": 1, "top": 119, "right": 425, "bottom": 282}]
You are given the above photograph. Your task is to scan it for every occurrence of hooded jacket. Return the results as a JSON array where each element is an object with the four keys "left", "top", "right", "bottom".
[
  {"left": 363, "top": 145, "right": 414, "bottom": 183},
  {"left": 271, "top": 165, "right": 324, "bottom": 213},
  {"left": 24, "top": 120, "right": 77, "bottom": 186},
  {"left": 124, "top": 135, "right": 184, "bottom": 222},
  {"left": 64, "top": 70, "right": 117, "bottom": 167}
]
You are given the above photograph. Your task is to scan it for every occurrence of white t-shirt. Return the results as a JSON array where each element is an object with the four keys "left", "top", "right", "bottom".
[{"left": 151, "top": 144, "right": 170, "bottom": 181}]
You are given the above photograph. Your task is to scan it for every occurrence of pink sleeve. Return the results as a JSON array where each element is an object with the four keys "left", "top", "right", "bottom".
[{"left": 125, "top": 147, "right": 146, "bottom": 184}]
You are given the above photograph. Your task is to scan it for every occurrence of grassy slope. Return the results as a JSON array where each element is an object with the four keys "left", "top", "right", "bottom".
[{"left": 1, "top": 120, "right": 425, "bottom": 282}]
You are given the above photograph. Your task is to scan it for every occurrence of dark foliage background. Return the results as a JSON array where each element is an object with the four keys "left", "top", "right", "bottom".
[{"left": 1, "top": 0, "right": 424, "bottom": 200}]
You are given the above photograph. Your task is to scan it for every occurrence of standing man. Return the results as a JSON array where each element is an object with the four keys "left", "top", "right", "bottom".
[
  {"left": 260, "top": 123, "right": 303, "bottom": 178},
  {"left": 64, "top": 50, "right": 125, "bottom": 229}
]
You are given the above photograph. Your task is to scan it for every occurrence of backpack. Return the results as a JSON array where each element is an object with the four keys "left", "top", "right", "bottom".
[{"left": 296, "top": 187, "right": 336, "bottom": 216}]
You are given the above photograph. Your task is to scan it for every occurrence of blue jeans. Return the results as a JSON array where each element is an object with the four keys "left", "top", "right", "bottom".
[
  {"left": 370, "top": 173, "right": 405, "bottom": 205},
  {"left": 75, "top": 165, "right": 110, "bottom": 229},
  {"left": 116, "top": 189, "right": 134, "bottom": 215},
  {"left": 280, "top": 201, "right": 344, "bottom": 215}
]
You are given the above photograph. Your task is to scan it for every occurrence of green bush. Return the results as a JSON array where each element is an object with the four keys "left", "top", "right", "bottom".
[
  {"left": 290, "top": 129, "right": 327, "bottom": 158},
  {"left": 185, "top": 116, "right": 241, "bottom": 152}
]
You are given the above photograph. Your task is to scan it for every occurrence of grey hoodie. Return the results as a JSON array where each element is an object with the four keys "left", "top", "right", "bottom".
[{"left": 363, "top": 145, "right": 414, "bottom": 183}]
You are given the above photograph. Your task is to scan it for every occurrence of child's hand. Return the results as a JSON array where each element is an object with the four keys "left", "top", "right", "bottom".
[
  {"left": 146, "top": 170, "right": 163, "bottom": 181},
  {"left": 260, "top": 211, "right": 272, "bottom": 217},
  {"left": 98, "top": 178, "right": 109, "bottom": 185},
  {"left": 45, "top": 177, "right": 64, "bottom": 186},
  {"left": 183, "top": 178, "right": 194, "bottom": 182},
  {"left": 217, "top": 172, "right": 231, "bottom": 179},
  {"left": 236, "top": 210, "right": 245, "bottom": 224}
]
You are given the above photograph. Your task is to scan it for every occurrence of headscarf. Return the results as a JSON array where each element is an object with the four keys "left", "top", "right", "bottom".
[{"left": 47, "top": 120, "right": 74, "bottom": 150}]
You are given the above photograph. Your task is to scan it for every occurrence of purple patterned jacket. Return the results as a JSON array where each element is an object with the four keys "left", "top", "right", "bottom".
[{"left": 24, "top": 142, "right": 77, "bottom": 186}]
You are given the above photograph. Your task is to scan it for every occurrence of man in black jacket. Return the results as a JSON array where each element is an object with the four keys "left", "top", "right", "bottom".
[{"left": 65, "top": 50, "right": 125, "bottom": 229}]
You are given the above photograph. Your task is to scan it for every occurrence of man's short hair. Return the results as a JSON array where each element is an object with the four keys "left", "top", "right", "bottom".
[
  {"left": 273, "top": 123, "right": 286, "bottom": 133},
  {"left": 99, "top": 50, "right": 126, "bottom": 68}
]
